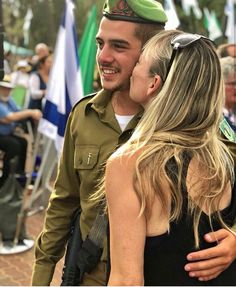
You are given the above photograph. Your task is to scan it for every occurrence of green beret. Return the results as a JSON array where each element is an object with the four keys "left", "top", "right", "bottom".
[{"left": 103, "top": 0, "right": 168, "bottom": 25}]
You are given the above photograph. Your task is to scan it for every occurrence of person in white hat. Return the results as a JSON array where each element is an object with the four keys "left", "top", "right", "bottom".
[
  {"left": 0, "top": 80, "right": 42, "bottom": 186},
  {"left": 11, "top": 59, "right": 31, "bottom": 89}
]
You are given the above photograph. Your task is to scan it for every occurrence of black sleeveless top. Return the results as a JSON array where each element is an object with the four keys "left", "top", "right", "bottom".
[
  {"left": 144, "top": 154, "right": 236, "bottom": 286},
  {"left": 28, "top": 72, "right": 47, "bottom": 111}
]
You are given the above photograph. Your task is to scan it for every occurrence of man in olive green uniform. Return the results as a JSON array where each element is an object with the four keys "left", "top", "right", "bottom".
[{"left": 32, "top": 0, "right": 236, "bottom": 285}]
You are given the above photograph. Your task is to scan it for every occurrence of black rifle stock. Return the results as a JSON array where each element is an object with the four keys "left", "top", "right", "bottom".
[
  {"left": 61, "top": 208, "right": 106, "bottom": 286},
  {"left": 61, "top": 208, "right": 82, "bottom": 286}
]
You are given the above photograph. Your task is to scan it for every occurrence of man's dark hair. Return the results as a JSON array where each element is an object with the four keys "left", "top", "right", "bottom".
[{"left": 134, "top": 23, "right": 165, "bottom": 46}]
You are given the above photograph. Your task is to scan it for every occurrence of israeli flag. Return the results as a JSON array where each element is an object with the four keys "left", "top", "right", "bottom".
[{"left": 38, "top": 0, "right": 83, "bottom": 153}]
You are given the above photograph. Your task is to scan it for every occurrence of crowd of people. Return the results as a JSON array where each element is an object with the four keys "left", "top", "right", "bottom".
[
  {"left": 0, "top": 42, "right": 52, "bottom": 187},
  {"left": 3, "top": 42, "right": 52, "bottom": 111},
  {"left": 0, "top": 0, "right": 235, "bottom": 286}
]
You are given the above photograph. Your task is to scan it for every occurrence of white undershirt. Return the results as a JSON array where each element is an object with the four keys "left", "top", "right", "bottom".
[{"left": 115, "top": 114, "right": 135, "bottom": 131}]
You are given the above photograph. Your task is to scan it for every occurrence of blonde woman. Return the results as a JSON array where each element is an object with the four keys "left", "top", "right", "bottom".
[{"left": 104, "top": 30, "right": 236, "bottom": 285}]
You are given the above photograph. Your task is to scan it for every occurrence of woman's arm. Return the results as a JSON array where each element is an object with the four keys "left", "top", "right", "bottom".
[
  {"left": 105, "top": 154, "right": 146, "bottom": 286},
  {"left": 0, "top": 109, "right": 42, "bottom": 123}
]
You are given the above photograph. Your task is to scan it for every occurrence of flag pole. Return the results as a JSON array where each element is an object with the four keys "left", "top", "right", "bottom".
[{"left": 28, "top": 137, "right": 55, "bottom": 210}]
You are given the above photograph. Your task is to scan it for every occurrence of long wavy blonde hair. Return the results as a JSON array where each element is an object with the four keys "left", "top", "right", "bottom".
[{"left": 94, "top": 30, "right": 235, "bottom": 247}]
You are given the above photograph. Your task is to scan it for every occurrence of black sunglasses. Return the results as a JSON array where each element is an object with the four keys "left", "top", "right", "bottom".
[{"left": 164, "top": 33, "right": 213, "bottom": 82}]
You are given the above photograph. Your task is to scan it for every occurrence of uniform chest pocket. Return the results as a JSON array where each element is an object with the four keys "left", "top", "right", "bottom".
[{"left": 74, "top": 145, "right": 100, "bottom": 170}]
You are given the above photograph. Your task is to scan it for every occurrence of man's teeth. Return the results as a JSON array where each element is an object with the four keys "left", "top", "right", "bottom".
[{"left": 103, "top": 69, "right": 116, "bottom": 74}]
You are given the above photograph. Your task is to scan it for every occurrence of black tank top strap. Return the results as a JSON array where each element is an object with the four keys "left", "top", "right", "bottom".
[{"left": 220, "top": 179, "right": 236, "bottom": 226}]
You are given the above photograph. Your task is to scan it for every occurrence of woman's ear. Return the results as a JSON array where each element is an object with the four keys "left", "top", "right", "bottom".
[{"left": 147, "top": 75, "right": 162, "bottom": 97}]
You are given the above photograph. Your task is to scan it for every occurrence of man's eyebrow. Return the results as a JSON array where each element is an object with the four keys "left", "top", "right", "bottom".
[
  {"left": 110, "top": 39, "right": 130, "bottom": 46},
  {"left": 95, "top": 37, "right": 130, "bottom": 46}
]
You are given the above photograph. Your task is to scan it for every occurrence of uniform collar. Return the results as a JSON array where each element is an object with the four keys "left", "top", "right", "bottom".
[
  {"left": 85, "top": 89, "right": 143, "bottom": 116},
  {"left": 84, "top": 89, "right": 143, "bottom": 132},
  {"left": 85, "top": 89, "right": 112, "bottom": 115}
]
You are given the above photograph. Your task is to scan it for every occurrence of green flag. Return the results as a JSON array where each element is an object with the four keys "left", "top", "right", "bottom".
[
  {"left": 203, "top": 8, "right": 223, "bottom": 41},
  {"left": 79, "top": 5, "right": 97, "bottom": 96}
]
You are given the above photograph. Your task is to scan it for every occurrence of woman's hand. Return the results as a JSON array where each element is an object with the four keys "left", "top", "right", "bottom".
[{"left": 185, "top": 229, "right": 236, "bottom": 281}]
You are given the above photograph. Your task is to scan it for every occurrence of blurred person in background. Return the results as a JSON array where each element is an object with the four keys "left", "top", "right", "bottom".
[
  {"left": 35, "top": 43, "right": 50, "bottom": 60},
  {"left": 28, "top": 54, "right": 52, "bottom": 111},
  {"left": 11, "top": 59, "right": 31, "bottom": 89},
  {"left": 220, "top": 56, "right": 236, "bottom": 131},
  {"left": 217, "top": 43, "right": 236, "bottom": 58},
  {"left": 0, "top": 80, "right": 42, "bottom": 187},
  {"left": 3, "top": 50, "right": 12, "bottom": 76},
  {"left": 30, "top": 43, "right": 50, "bottom": 72}
]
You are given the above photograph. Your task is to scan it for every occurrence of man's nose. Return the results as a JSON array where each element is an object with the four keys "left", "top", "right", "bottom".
[{"left": 97, "top": 45, "right": 114, "bottom": 64}]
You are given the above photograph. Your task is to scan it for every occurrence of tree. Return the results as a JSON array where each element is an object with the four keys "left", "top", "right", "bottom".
[
  {"left": 2, "top": 0, "right": 229, "bottom": 52},
  {"left": 2, "top": 0, "right": 101, "bottom": 51}
]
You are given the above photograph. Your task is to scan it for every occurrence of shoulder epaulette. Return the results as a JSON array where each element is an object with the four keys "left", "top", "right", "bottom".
[
  {"left": 72, "top": 92, "right": 97, "bottom": 111},
  {"left": 219, "top": 118, "right": 236, "bottom": 143}
]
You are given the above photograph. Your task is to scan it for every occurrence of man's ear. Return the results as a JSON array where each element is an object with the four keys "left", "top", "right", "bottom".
[{"left": 147, "top": 75, "right": 162, "bottom": 97}]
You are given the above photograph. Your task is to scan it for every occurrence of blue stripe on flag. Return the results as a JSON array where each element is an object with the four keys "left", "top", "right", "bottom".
[
  {"left": 43, "top": 83, "right": 72, "bottom": 137},
  {"left": 42, "top": 102, "right": 67, "bottom": 137},
  {"left": 73, "top": 22, "right": 79, "bottom": 66},
  {"left": 61, "top": 7, "right": 66, "bottom": 28},
  {"left": 65, "top": 82, "right": 72, "bottom": 115}
]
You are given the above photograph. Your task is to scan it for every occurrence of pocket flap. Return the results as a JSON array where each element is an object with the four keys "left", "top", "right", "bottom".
[{"left": 74, "top": 145, "right": 100, "bottom": 169}]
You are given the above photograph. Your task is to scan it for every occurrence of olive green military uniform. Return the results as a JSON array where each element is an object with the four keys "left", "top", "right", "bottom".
[{"left": 32, "top": 90, "right": 142, "bottom": 285}]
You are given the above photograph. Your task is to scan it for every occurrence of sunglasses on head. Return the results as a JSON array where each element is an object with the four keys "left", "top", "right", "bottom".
[{"left": 163, "top": 33, "right": 214, "bottom": 82}]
